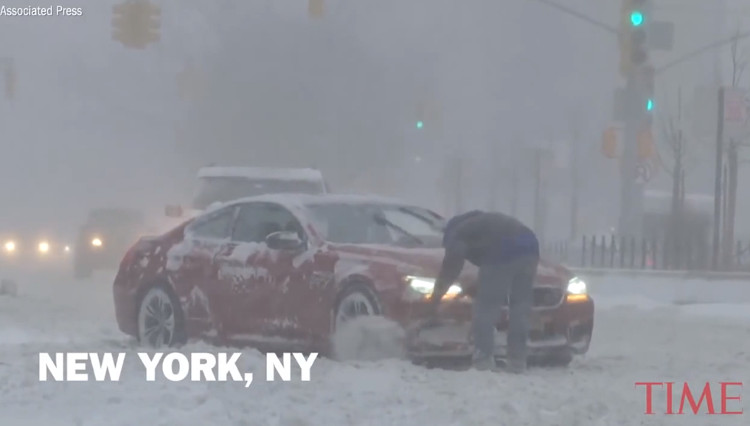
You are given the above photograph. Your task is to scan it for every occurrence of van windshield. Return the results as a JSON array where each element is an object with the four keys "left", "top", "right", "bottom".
[{"left": 192, "top": 177, "right": 324, "bottom": 209}]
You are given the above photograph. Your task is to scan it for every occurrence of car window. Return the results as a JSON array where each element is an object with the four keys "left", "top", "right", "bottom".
[
  {"left": 232, "top": 203, "right": 304, "bottom": 243},
  {"left": 307, "top": 204, "right": 392, "bottom": 244},
  {"left": 307, "top": 203, "right": 442, "bottom": 245},
  {"left": 189, "top": 207, "right": 236, "bottom": 240},
  {"left": 382, "top": 208, "right": 439, "bottom": 240}
]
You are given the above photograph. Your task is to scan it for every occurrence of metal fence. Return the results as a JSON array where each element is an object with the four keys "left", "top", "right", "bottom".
[{"left": 543, "top": 235, "right": 750, "bottom": 272}]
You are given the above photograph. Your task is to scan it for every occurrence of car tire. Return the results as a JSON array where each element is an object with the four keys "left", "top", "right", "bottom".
[
  {"left": 330, "top": 283, "right": 407, "bottom": 361},
  {"left": 136, "top": 284, "right": 187, "bottom": 348},
  {"left": 332, "top": 282, "right": 382, "bottom": 330}
]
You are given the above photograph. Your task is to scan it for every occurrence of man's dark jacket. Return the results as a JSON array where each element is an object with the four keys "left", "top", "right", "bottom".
[{"left": 431, "top": 211, "right": 539, "bottom": 301}]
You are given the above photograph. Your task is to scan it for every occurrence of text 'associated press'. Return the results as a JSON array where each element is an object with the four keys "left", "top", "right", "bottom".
[
  {"left": 635, "top": 382, "right": 744, "bottom": 415},
  {"left": 38, "top": 352, "right": 318, "bottom": 387}
]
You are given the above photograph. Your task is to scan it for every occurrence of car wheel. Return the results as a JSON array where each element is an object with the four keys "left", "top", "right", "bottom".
[
  {"left": 136, "top": 285, "right": 187, "bottom": 348},
  {"left": 333, "top": 283, "right": 382, "bottom": 329},
  {"left": 331, "top": 283, "right": 407, "bottom": 362}
]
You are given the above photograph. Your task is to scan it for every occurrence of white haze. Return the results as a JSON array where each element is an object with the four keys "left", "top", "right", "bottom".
[{"left": 0, "top": 0, "right": 747, "bottom": 238}]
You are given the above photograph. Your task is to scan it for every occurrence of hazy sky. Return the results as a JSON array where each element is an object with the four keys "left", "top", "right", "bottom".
[{"left": 0, "top": 0, "right": 746, "bottom": 239}]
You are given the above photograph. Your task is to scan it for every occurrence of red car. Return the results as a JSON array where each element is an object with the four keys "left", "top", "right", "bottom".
[{"left": 113, "top": 194, "right": 594, "bottom": 366}]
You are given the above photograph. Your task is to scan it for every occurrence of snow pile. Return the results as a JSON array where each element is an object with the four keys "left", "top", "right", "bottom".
[
  {"left": 3, "top": 268, "right": 750, "bottom": 425},
  {"left": 332, "top": 316, "right": 407, "bottom": 362},
  {"left": 582, "top": 273, "right": 750, "bottom": 306}
]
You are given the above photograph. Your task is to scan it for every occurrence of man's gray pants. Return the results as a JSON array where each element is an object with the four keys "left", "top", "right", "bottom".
[{"left": 472, "top": 255, "right": 538, "bottom": 366}]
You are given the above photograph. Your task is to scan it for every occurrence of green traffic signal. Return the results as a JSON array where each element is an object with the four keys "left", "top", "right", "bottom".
[
  {"left": 630, "top": 11, "right": 644, "bottom": 26},
  {"left": 416, "top": 121, "right": 424, "bottom": 129},
  {"left": 646, "top": 98, "right": 654, "bottom": 111}
]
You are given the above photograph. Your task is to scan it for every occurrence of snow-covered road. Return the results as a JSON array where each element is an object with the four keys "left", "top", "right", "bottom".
[{"left": 1, "top": 267, "right": 749, "bottom": 426}]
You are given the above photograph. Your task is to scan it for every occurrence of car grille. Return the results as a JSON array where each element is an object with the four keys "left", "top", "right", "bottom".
[
  {"left": 502, "top": 287, "right": 564, "bottom": 308},
  {"left": 533, "top": 287, "right": 563, "bottom": 307}
]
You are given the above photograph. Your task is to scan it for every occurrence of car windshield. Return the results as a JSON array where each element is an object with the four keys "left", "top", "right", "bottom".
[
  {"left": 192, "top": 177, "right": 324, "bottom": 209},
  {"left": 307, "top": 203, "right": 444, "bottom": 246}
]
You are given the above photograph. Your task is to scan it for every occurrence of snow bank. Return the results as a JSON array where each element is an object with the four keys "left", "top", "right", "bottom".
[
  {"left": 331, "top": 316, "right": 407, "bottom": 362},
  {"left": 584, "top": 273, "right": 750, "bottom": 325},
  {"left": 581, "top": 273, "right": 750, "bottom": 306}
]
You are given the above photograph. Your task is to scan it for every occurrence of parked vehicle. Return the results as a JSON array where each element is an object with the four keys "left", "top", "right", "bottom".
[{"left": 74, "top": 208, "right": 149, "bottom": 279}]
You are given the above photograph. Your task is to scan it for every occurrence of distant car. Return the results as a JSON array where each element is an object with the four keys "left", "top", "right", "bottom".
[
  {"left": 0, "top": 230, "right": 72, "bottom": 264},
  {"left": 161, "top": 166, "right": 329, "bottom": 227},
  {"left": 74, "top": 208, "right": 148, "bottom": 279},
  {"left": 113, "top": 194, "right": 593, "bottom": 366}
]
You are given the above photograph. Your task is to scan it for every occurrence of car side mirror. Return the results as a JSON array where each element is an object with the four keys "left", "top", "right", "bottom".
[
  {"left": 265, "top": 231, "right": 304, "bottom": 251},
  {"left": 165, "top": 204, "right": 183, "bottom": 218}
]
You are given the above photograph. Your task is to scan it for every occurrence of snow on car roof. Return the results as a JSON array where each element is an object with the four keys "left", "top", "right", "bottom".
[{"left": 197, "top": 166, "right": 324, "bottom": 182}]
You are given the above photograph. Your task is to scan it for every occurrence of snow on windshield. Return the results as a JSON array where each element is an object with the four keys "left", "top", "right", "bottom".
[
  {"left": 306, "top": 203, "right": 443, "bottom": 245},
  {"left": 192, "top": 177, "right": 325, "bottom": 210}
]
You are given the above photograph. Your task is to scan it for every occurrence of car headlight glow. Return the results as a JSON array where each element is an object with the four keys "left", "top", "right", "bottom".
[
  {"left": 567, "top": 276, "right": 587, "bottom": 294},
  {"left": 64, "top": 245, "right": 71, "bottom": 252},
  {"left": 4, "top": 240, "right": 15, "bottom": 252},
  {"left": 406, "top": 275, "right": 462, "bottom": 299},
  {"left": 38, "top": 241, "right": 50, "bottom": 253},
  {"left": 91, "top": 237, "right": 102, "bottom": 247}
]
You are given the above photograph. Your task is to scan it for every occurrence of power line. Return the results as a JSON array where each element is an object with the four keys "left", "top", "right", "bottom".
[
  {"left": 528, "top": 0, "right": 750, "bottom": 76},
  {"left": 528, "top": 0, "right": 619, "bottom": 36},
  {"left": 656, "top": 30, "right": 750, "bottom": 74}
]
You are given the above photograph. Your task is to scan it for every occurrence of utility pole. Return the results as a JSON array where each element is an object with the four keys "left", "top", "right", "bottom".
[
  {"left": 712, "top": 87, "right": 725, "bottom": 270},
  {"left": 616, "top": 0, "right": 664, "bottom": 237}
]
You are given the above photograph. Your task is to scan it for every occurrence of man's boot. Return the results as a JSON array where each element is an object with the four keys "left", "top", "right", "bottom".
[{"left": 471, "top": 350, "right": 497, "bottom": 371}]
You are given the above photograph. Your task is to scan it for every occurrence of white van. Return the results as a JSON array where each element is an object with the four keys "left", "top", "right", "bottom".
[{"left": 163, "top": 166, "right": 329, "bottom": 221}]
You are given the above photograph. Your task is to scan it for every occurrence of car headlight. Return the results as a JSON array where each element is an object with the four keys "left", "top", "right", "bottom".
[
  {"left": 566, "top": 276, "right": 589, "bottom": 302},
  {"left": 38, "top": 241, "right": 50, "bottom": 253},
  {"left": 4, "top": 240, "right": 15, "bottom": 252},
  {"left": 91, "top": 237, "right": 102, "bottom": 247},
  {"left": 405, "top": 275, "right": 462, "bottom": 300}
]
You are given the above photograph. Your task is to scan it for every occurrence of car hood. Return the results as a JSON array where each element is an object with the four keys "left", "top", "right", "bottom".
[{"left": 329, "top": 243, "right": 569, "bottom": 288}]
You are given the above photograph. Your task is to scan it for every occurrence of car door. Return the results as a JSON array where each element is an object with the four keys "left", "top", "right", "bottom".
[
  {"left": 171, "top": 206, "right": 238, "bottom": 338},
  {"left": 215, "top": 202, "right": 320, "bottom": 344},
  {"left": 213, "top": 202, "right": 292, "bottom": 337}
]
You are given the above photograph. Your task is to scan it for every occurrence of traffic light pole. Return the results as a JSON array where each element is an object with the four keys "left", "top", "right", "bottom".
[{"left": 618, "top": 73, "right": 644, "bottom": 237}]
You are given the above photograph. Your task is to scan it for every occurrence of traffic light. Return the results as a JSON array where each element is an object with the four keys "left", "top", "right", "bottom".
[
  {"left": 637, "top": 64, "right": 655, "bottom": 113},
  {"left": 309, "top": 0, "right": 324, "bottom": 18},
  {"left": 415, "top": 100, "right": 426, "bottom": 129},
  {"left": 619, "top": 0, "right": 650, "bottom": 76},
  {"left": 112, "top": 0, "right": 161, "bottom": 49},
  {"left": 4, "top": 65, "right": 15, "bottom": 100}
]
